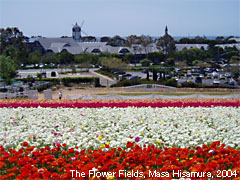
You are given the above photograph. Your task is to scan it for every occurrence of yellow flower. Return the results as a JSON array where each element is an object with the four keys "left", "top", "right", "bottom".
[
  {"left": 107, "top": 175, "right": 114, "bottom": 180},
  {"left": 98, "top": 136, "right": 102, "bottom": 140},
  {"left": 106, "top": 141, "right": 110, "bottom": 145},
  {"left": 100, "top": 144, "right": 105, "bottom": 149}
]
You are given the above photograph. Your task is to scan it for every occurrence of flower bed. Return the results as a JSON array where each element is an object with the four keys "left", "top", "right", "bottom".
[
  {"left": 1, "top": 106, "right": 240, "bottom": 149},
  {"left": 0, "top": 142, "right": 240, "bottom": 179},
  {"left": 0, "top": 99, "right": 239, "bottom": 108},
  {"left": 0, "top": 99, "right": 240, "bottom": 179}
]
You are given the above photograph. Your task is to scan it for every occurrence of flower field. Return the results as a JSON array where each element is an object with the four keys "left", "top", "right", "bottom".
[{"left": 0, "top": 99, "right": 240, "bottom": 179}]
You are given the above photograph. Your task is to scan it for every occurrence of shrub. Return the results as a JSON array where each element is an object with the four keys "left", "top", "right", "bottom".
[
  {"left": 181, "top": 81, "right": 197, "bottom": 88},
  {"left": 164, "top": 78, "right": 178, "bottom": 87},
  {"left": 140, "top": 59, "right": 151, "bottom": 67},
  {"left": 111, "top": 79, "right": 157, "bottom": 87}
]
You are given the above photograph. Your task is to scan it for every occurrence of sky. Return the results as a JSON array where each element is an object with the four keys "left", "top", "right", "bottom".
[{"left": 0, "top": 0, "right": 239, "bottom": 38}]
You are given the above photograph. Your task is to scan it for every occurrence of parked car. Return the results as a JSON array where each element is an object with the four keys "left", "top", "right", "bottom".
[
  {"left": 113, "top": 71, "right": 126, "bottom": 75},
  {"left": 206, "top": 74, "right": 212, "bottom": 79},
  {"left": 128, "top": 76, "right": 141, "bottom": 80},
  {"left": 186, "top": 72, "right": 192, "bottom": 77},
  {"left": 213, "top": 79, "right": 220, "bottom": 85},
  {"left": 195, "top": 77, "right": 202, "bottom": 84},
  {"left": 122, "top": 73, "right": 132, "bottom": 77},
  {"left": 229, "top": 79, "right": 235, "bottom": 86},
  {"left": 219, "top": 74, "right": 226, "bottom": 80},
  {"left": 141, "top": 69, "right": 148, "bottom": 73}
]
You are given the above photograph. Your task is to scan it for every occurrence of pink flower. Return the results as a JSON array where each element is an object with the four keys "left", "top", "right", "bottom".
[{"left": 135, "top": 136, "right": 140, "bottom": 142}]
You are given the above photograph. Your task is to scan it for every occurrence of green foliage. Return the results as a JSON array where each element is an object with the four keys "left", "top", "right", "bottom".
[
  {"left": 0, "top": 27, "right": 29, "bottom": 64},
  {"left": 165, "top": 57, "right": 175, "bottom": 66},
  {"left": 140, "top": 58, "right": 151, "bottom": 67},
  {"left": 61, "top": 77, "right": 99, "bottom": 86},
  {"left": 74, "top": 53, "right": 99, "bottom": 65},
  {"left": 147, "top": 51, "right": 165, "bottom": 64},
  {"left": 181, "top": 81, "right": 197, "bottom": 88},
  {"left": 164, "top": 78, "right": 178, "bottom": 87},
  {"left": 42, "top": 53, "right": 59, "bottom": 64},
  {"left": 28, "top": 50, "right": 42, "bottom": 64},
  {"left": 108, "top": 35, "right": 125, "bottom": 46},
  {"left": 177, "top": 48, "right": 209, "bottom": 66},
  {"left": 36, "top": 73, "right": 43, "bottom": 80},
  {"left": 111, "top": 79, "right": 157, "bottom": 87},
  {"left": 34, "top": 82, "right": 53, "bottom": 92},
  {"left": 96, "top": 69, "right": 118, "bottom": 79},
  {"left": 0, "top": 56, "right": 17, "bottom": 84},
  {"left": 230, "top": 56, "right": 240, "bottom": 64},
  {"left": 124, "top": 53, "right": 135, "bottom": 63},
  {"left": 178, "top": 36, "right": 236, "bottom": 44},
  {"left": 57, "top": 52, "right": 74, "bottom": 65},
  {"left": 100, "top": 57, "right": 126, "bottom": 71}
]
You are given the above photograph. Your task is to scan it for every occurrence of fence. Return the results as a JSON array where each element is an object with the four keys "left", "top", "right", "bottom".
[
  {"left": 124, "top": 84, "right": 177, "bottom": 92},
  {"left": 0, "top": 90, "right": 38, "bottom": 99}
]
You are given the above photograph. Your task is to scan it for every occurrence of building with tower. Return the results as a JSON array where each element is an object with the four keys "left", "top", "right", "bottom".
[
  {"left": 72, "top": 22, "right": 81, "bottom": 42},
  {"left": 165, "top": 26, "right": 168, "bottom": 35}
]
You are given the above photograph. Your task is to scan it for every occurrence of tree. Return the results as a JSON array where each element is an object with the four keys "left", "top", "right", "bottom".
[
  {"left": 81, "top": 36, "right": 96, "bottom": 42},
  {"left": 230, "top": 56, "right": 240, "bottom": 64},
  {"left": 140, "top": 58, "right": 151, "bottom": 67},
  {"left": 124, "top": 53, "right": 135, "bottom": 63},
  {"left": 100, "top": 57, "right": 126, "bottom": 71},
  {"left": 2, "top": 46, "right": 17, "bottom": 60},
  {"left": 0, "top": 56, "right": 17, "bottom": 84},
  {"left": 109, "top": 35, "right": 125, "bottom": 46},
  {"left": 139, "top": 35, "right": 153, "bottom": 54},
  {"left": 147, "top": 51, "right": 165, "bottom": 64},
  {"left": 74, "top": 53, "right": 99, "bottom": 66},
  {"left": 156, "top": 34, "right": 176, "bottom": 57},
  {"left": 57, "top": 52, "right": 74, "bottom": 65},
  {"left": 100, "top": 36, "right": 111, "bottom": 43},
  {"left": 42, "top": 53, "right": 59, "bottom": 64},
  {"left": 176, "top": 61, "right": 187, "bottom": 69},
  {"left": 165, "top": 57, "right": 175, "bottom": 66},
  {"left": 28, "top": 50, "right": 42, "bottom": 64},
  {"left": 126, "top": 35, "right": 140, "bottom": 46},
  {"left": 37, "top": 73, "right": 43, "bottom": 80},
  {"left": 0, "top": 27, "right": 29, "bottom": 63},
  {"left": 215, "top": 36, "right": 224, "bottom": 41}
]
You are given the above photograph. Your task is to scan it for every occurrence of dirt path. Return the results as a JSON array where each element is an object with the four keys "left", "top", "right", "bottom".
[{"left": 38, "top": 86, "right": 240, "bottom": 100}]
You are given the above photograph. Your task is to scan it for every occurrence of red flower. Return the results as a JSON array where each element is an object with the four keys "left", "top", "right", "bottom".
[{"left": 22, "top": 141, "right": 28, "bottom": 147}]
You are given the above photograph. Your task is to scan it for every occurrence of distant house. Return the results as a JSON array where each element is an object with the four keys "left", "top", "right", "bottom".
[
  {"left": 26, "top": 25, "right": 240, "bottom": 58},
  {"left": 175, "top": 44, "right": 209, "bottom": 51},
  {"left": 215, "top": 43, "right": 240, "bottom": 50},
  {"left": 36, "top": 37, "right": 83, "bottom": 54}
]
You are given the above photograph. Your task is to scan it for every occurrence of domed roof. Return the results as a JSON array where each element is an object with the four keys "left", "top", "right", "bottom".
[{"left": 72, "top": 22, "right": 81, "bottom": 31}]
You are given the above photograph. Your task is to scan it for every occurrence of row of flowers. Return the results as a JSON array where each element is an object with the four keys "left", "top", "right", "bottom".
[
  {"left": 0, "top": 99, "right": 240, "bottom": 108},
  {"left": 1, "top": 106, "right": 239, "bottom": 149},
  {"left": 1, "top": 141, "right": 240, "bottom": 179}
]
